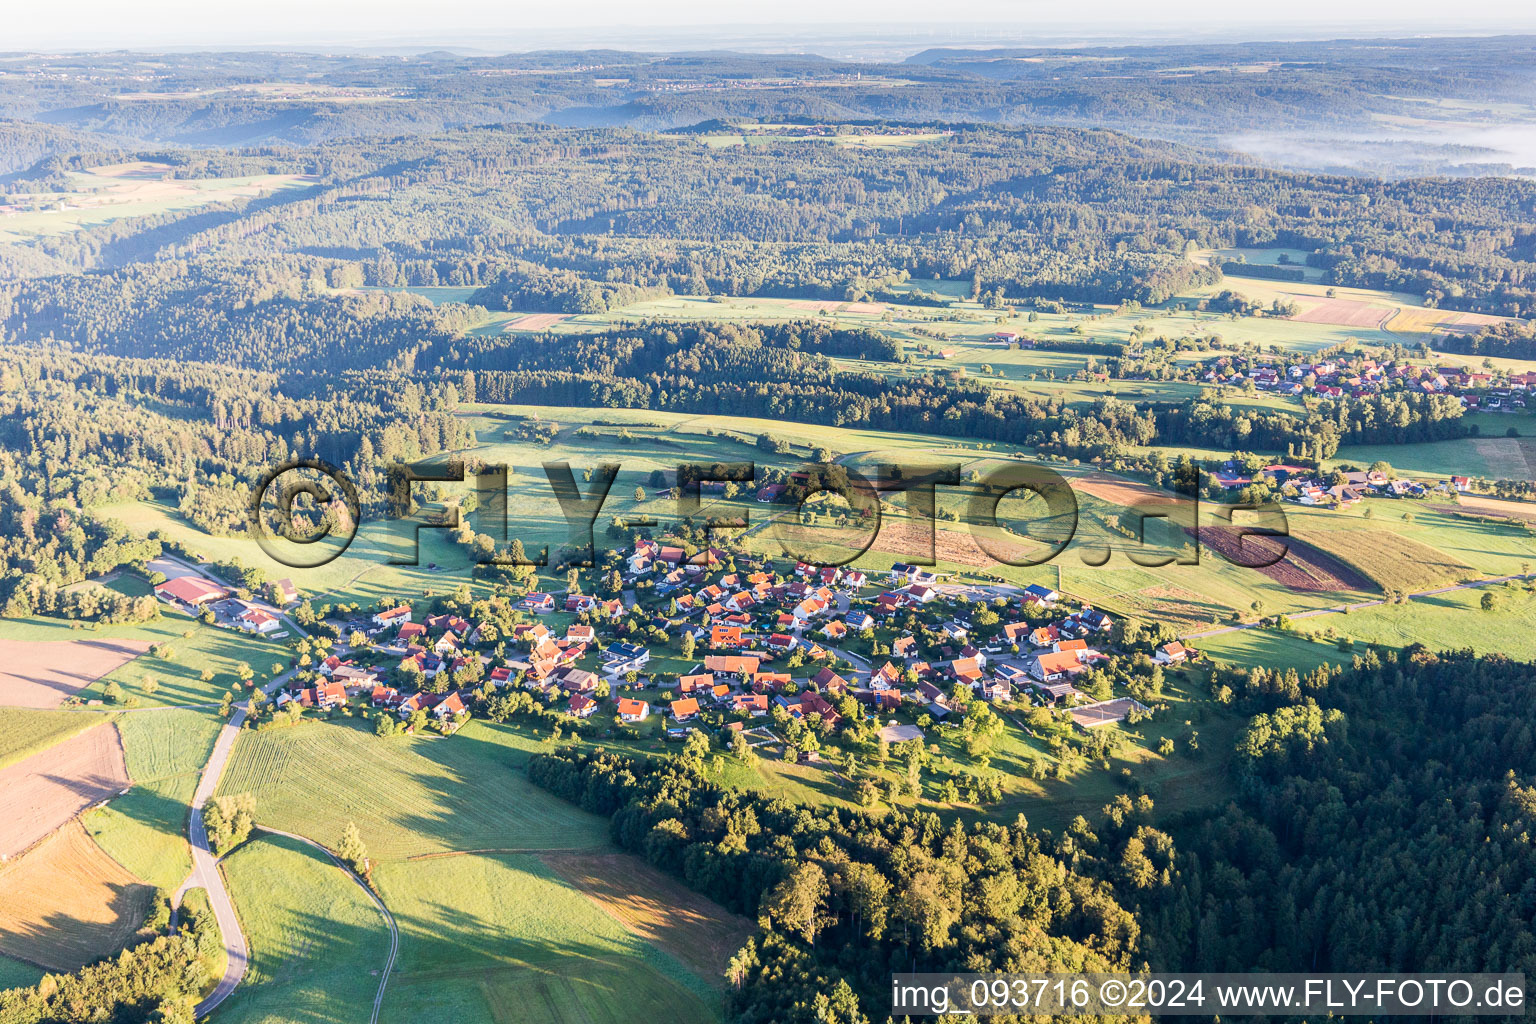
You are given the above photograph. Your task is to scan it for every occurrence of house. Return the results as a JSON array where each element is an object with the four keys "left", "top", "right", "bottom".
[
  {"left": 765, "top": 633, "right": 797, "bottom": 653},
  {"left": 904, "top": 584, "right": 938, "bottom": 604},
  {"left": 732, "top": 693, "right": 770, "bottom": 715},
  {"left": 710, "top": 625, "right": 744, "bottom": 649},
  {"left": 704, "top": 655, "right": 760, "bottom": 680},
  {"left": 670, "top": 697, "right": 701, "bottom": 722},
  {"left": 820, "top": 621, "right": 848, "bottom": 640},
  {"left": 757, "top": 484, "right": 787, "bottom": 503},
  {"left": 892, "top": 635, "right": 919, "bottom": 659},
  {"left": 397, "top": 621, "right": 428, "bottom": 642},
  {"left": 844, "top": 610, "right": 874, "bottom": 632},
  {"left": 313, "top": 680, "right": 347, "bottom": 709},
  {"left": 1154, "top": 641, "right": 1189, "bottom": 665},
  {"left": 678, "top": 672, "right": 714, "bottom": 694},
  {"left": 432, "top": 692, "right": 468, "bottom": 724},
  {"left": 1451, "top": 476, "right": 1472, "bottom": 493},
  {"left": 567, "top": 693, "right": 598, "bottom": 718},
  {"left": 1022, "top": 584, "right": 1059, "bottom": 605},
  {"left": 154, "top": 576, "right": 229, "bottom": 608},
  {"left": 556, "top": 668, "right": 599, "bottom": 694},
  {"left": 373, "top": 605, "right": 412, "bottom": 628},
  {"left": 981, "top": 677, "right": 1012, "bottom": 703},
  {"left": 370, "top": 685, "right": 402, "bottom": 707},
  {"left": 565, "top": 594, "right": 598, "bottom": 613},
  {"left": 617, "top": 698, "right": 650, "bottom": 723},
  {"left": 753, "top": 671, "right": 792, "bottom": 692},
  {"left": 522, "top": 593, "right": 555, "bottom": 613},
  {"left": 1028, "top": 650, "right": 1088, "bottom": 683},
  {"left": 271, "top": 578, "right": 298, "bottom": 604},
  {"left": 236, "top": 606, "right": 280, "bottom": 634},
  {"left": 602, "top": 641, "right": 651, "bottom": 675}
]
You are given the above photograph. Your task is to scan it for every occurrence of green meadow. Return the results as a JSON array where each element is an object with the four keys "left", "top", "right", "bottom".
[
  {"left": 216, "top": 833, "right": 392, "bottom": 1024},
  {"left": 376, "top": 852, "right": 718, "bottom": 1024}
]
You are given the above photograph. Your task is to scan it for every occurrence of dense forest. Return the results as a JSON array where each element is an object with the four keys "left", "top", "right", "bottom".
[{"left": 527, "top": 648, "right": 1536, "bottom": 1022}]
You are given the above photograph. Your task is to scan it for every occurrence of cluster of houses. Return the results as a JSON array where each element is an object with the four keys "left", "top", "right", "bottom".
[
  {"left": 1197, "top": 353, "right": 1536, "bottom": 408},
  {"left": 1209, "top": 461, "right": 1449, "bottom": 507},
  {"left": 268, "top": 534, "right": 1191, "bottom": 739}
]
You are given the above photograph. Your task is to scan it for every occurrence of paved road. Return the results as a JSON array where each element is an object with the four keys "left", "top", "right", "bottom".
[
  {"left": 253, "top": 827, "right": 398, "bottom": 1024},
  {"left": 181, "top": 705, "right": 251, "bottom": 1017},
  {"left": 1180, "top": 572, "right": 1531, "bottom": 640},
  {"left": 179, "top": 668, "right": 297, "bottom": 1018}
]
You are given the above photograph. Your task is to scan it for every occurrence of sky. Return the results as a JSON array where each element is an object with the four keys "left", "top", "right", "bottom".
[{"left": 5, "top": 0, "right": 1535, "bottom": 52}]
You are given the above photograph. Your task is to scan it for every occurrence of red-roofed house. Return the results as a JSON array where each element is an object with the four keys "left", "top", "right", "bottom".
[{"left": 155, "top": 576, "right": 228, "bottom": 608}]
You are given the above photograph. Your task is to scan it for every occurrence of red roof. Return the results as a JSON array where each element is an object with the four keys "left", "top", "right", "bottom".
[
  {"left": 155, "top": 576, "right": 227, "bottom": 605},
  {"left": 671, "top": 697, "right": 700, "bottom": 718}
]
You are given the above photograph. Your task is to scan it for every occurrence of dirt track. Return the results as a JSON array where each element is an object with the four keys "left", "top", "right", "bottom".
[{"left": 0, "top": 721, "right": 130, "bottom": 859}]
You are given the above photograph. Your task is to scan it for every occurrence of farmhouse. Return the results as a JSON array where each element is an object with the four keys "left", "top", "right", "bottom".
[
  {"left": 373, "top": 605, "right": 412, "bottom": 628},
  {"left": 236, "top": 606, "right": 280, "bottom": 634},
  {"left": 154, "top": 576, "right": 228, "bottom": 608}
]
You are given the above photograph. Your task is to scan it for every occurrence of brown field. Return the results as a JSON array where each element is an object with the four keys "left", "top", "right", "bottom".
[
  {"left": 542, "top": 851, "right": 754, "bottom": 985},
  {"left": 0, "top": 637, "right": 150, "bottom": 708},
  {"left": 1384, "top": 307, "right": 1509, "bottom": 336},
  {"left": 503, "top": 313, "right": 570, "bottom": 331},
  {"left": 1288, "top": 298, "right": 1392, "bottom": 328},
  {"left": 871, "top": 517, "right": 1036, "bottom": 568},
  {"left": 0, "top": 722, "right": 129, "bottom": 859},
  {"left": 1071, "top": 472, "right": 1172, "bottom": 508},
  {"left": 784, "top": 299, "right": 833, "bottom": 312},
  {"left": 0, "top": 819, "right": 152, "bottom": 971},
  {"left": 1194, "top": 527, "right": 1373, "bottom": 593}
]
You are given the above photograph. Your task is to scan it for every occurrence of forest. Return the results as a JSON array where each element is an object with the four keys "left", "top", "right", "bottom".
[{"left": 527, "top": 648, "right": 1536, "bottom": 1023}]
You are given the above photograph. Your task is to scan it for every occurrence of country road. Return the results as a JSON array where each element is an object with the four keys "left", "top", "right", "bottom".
[{"left": 179, "top": 667, "right": 298, "bottom": 1018}]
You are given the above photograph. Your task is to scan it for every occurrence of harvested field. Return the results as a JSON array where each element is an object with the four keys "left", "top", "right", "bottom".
[
  {"left": 0, "top": 637, "right": 150, "bottom": 708},
  {"left": 1440, "top": 494, "right": 1536, "bottom": 524},
  {"left": 0, "top": 819, "right": 153, "bottom": 971},
  {"left": 503, "top": 313, "right": 569, "bottom": 331},
  {"left": 871, "top": 517, "right": 1035, "bottom": 568},
  {"left": 840, "top": 301, "right": 887, "bottom": 314},
  {"left": 1294, "top": 528, "right": 1473, "bottom": 592},
  {"left": 1071, "top": 472, "right": 1176, "bottom": 509},
  {"left": 1131, "top": 584, "right": 1229, "bottom": 629},
  {"left": 1288, "top": 298, "right": 1392, "bottom": 328},
  {"left": 1194, "top": 527, "right": 1373, "bottom": 594},
  {"left": 784, "top": 299, "right": 832, "bottom": 312},
  {"left": 542, "top": 851, "right": 755, "bottom": 986},
  {"left": 0, "top": 722, "right": 129, "bottom": 859}
]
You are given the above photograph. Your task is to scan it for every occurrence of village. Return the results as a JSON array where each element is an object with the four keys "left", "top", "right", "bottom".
[{"left": 145, "top": 536, "right": 1182, "bottom": 775}]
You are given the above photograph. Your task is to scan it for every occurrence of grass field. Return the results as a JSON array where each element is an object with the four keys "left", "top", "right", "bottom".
[
  {"left": 1287, "top": 521, "right": 1474, "bottom": 592},
  {"left": 216, "top": 719, "right": 608, "bottom": 860},
  {"left": 1194, "top": 628, "right": 1343, "bottom": 672},
  {"left": 0, "top": 953, "right": 44, "bottom": 993},
  {"left": 376, "top": 852, "right": 719, "bottom": 1024},
  {"left": 215, "top": 833, "right": 392, "bottom": 1024},
  {"left": 1324, "top": 584, "right": 1536, "bottom": 658},
  {"left": 0, "top": 819, "right": 153, "bottom": 972},
  {"left": 83, "top": 710, "right": 223, "bottom": 889},
  {"left": 0, "top": 709, "right": 102, "bottom": 769}
]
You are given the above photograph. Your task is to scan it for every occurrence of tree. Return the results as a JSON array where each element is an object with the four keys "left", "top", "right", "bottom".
[
  {"left": 680, "top": 631, "right": 697, "bottom": 661},
  {"left": 763, "top": 862, "right": 829, "bottom": 945},
  {"left": 337, "top": 821, "right": 369, "bottom": 875},
  {"left": 1482, "top": 591, "right": 1498, "bottom": 612},
  {"left": 203, "top": 793, "right": 255, "bottom": 855}
]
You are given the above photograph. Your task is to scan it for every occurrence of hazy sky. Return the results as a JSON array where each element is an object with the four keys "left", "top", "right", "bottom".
[{"left": 6, "top": 0, "right": 1535, "bottom": 52}]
